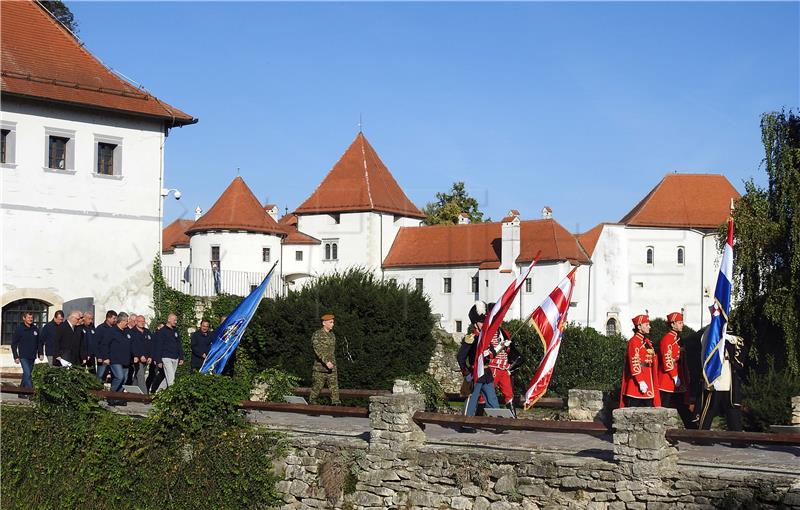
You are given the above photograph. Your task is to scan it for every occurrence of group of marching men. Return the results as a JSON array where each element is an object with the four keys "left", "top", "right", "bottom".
[
  {"left": 456, "top": 303, "right": 744, "bottom": 431},
  {"left": 11, "top": 309, "right": 231, "bottom": 405}
]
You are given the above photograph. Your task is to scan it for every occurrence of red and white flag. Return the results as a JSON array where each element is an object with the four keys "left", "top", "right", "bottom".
[
  {"left": 522, "top": 267, "right": 577, "bottom": 409},
  {"left": 473, "top": 252, "right": 541, "bottom": 381}
]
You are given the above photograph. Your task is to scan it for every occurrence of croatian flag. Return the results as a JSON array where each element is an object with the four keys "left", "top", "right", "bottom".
[
  {"left": 523, "top": 268, "right": 576, "bottom": 409},
  {"left": 201, "top": 261, "right": 278, "bottom": 374},
  {"left": 702, "top": 217, "right": 734, "bottom": 386},
  {"left": 473, "top": 252, "right": 541, "bottom": 381}
]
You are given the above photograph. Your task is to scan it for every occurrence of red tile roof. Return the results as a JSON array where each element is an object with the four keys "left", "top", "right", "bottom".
[
  {"left": 162, "top": 219, "right": 194, "bottom": 253},
  {"left": 620, "top": 174, "right": 739, "bottom": 229},
  {"left": 576, "top": 223, "right": 608, "bottom": 257},
  {"left": 294, "top": 133, "right": 425, "bottom": 218},
  {"left": 282, "top": 228, "right": 321, "bottom": 245},
  {"left": 186, "top": 177, "right": 286, "bottom": 236},
  {"left": 383, "top": 219, "right": 590, "bottom": 269},
  {"left": 278, "top": 213, "right": 298, "bottom": 227},
  {"left": 1, "top": 1, "right": 195, "bottom": 126}
]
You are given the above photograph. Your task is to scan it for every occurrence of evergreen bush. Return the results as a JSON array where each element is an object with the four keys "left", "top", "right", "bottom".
[
  {"left": 741, "top": 363, "right": 800, "bottom": 431},
  {"left": 242, "top": 268, "right": 436, "bottom": 389}
]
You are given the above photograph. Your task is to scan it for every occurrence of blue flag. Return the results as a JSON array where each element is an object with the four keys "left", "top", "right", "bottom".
[
  {"left": 702, "top": 218, "right": 734, "bottom": 386},
  {"left": 201, "top": 261, "right": 277, "bottom": 374}
]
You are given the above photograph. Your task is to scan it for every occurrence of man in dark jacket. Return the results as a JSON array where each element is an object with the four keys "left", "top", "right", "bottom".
[
  {"left": 12, "top": 311, "right": 43, "bottom": 390},
  {"left": 190, "top": 319, "right": 213, "bottom": 371},
  {"left": 94, "top": 310, "right": 117, "bottom": 381},
  {"left": 54, "top": 311, "right": 83, "bottom": 366},
  {"left": 129, "top": 315, "right": 152, "bottom": 393},
  {"left": 41, "top": 310, "right": 64, "bottom": 365},
  {"left": 79, "top": 312, "right": 96, "bottom": 369},
  {"left": 153, "top": 313, "right": 184, "bottom": 390},
  {"left": 103, "top": 313, "right": 133, "bottom": 405}
]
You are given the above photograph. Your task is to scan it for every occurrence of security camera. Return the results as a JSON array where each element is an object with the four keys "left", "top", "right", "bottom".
[{"left": 174, "top": 190, "right": 182, "bottom": 200}]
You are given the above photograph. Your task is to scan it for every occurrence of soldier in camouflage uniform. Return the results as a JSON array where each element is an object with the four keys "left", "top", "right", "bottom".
[{"left": 310, "top": 314, "right": 340, "bottom": 405}]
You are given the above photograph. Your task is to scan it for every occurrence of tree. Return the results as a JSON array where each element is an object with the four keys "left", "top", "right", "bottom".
[
  {"left": 422, "top": 181, "right": 486, "bottom": 225},
  {"left": 40, "top": 1, "right": 78, "bottom": 33},
  {"left": 731, "top": 110, "right": 800, "bottom": 374}
]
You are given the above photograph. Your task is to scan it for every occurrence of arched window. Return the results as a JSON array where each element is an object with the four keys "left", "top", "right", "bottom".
[
  {"left": 2, "top": 299, "right": 49, "bottom": 345},
  {"left": 677, "top": 246, "right": 685, "bottom": 265},
  {"left": 606, "top": 318, "right": 618, "bottom": 337},
  {"left": 646, "top": 247, "right": 654, "bottom": 265}
]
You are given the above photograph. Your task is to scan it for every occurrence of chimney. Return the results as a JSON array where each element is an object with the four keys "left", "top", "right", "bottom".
[
  {"left": 194, "top": 206, "right": 203, "bottom": 221},
  {"left": 501, "top": 209, "right": 521, "bottom": 271},
  {"left": 541, "top": 206, "right": 553, "bottom": 220},
  {"left": 458, "top": 212, "right": 470, "bottom": 224}
]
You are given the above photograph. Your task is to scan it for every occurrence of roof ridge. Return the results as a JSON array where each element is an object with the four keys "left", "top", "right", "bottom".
[
  {"left": 360, "top": 134, "right": 374, "bottom": 209},
  {"left": 620, "top": 176, "right": 666, "bottom": 224}
]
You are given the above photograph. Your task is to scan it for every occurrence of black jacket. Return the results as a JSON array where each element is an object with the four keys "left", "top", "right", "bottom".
[
  {"left": 457, "top": 325, "right": 504, "bottom": 384},
  {"left": 153, "top": 326, "right": 184, "bottom": 363},
  {"left": 130, "top": 328, "right": 152, "bottom": 359},
  {"left": 106, "top": 327, "right": 133, "bottom": 365},
  {"left": 95, "top": 322, "right": 115, "bottom": 360},
  {"left": 190, "top": 329, "right": 214, "bottom": 369},
  {"left": 41, "top": 320, "right": 59, "bottom": 356},
  {"left": 12, "top": 323, "right": 42, "bottom": 360},
  {"left": 54, "top": 322, "right": 83, "bottom": 365},
  {"left": 79, "top": 323, "right": 96, "bottom": 358}
]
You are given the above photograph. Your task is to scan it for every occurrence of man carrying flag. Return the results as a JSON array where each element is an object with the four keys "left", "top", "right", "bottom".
[
  {"left": 698, "top": 215, "right": 744, "bottom": 431},
  {"left": 457, "top": 302, "right": 501, "bottom": 418},
  {"left": 522, "top": 268, "right": 576, "bottom": 409},
  {"left": 201, "top": 261, "right": 278, "bottom": 375}
]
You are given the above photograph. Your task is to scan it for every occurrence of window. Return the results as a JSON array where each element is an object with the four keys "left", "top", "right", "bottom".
[
  {"left": 262, "top": 247, "right": 270, "bottom": 262},
  {"left": 606, "top": 318, "right": 618, "bottom": 337},
  {"left": 2, "top": 299, "right": 48, "bottom": 345},
  {"left": 677, "top": 247, "right": 685, "bottom": 265},
  {"left": 295, "top": 250, "right": 303, "bottom": 261},
  {"left": 48, "top": 136, "right": 69, "bottom": 169},
  {"left": 646, "top": 247, "right": 654, "bottom": 265},
  {"left": 415, "top": 278, "right": 423, "bottom": 292},
  {"left": 389, "top": 278, "right": 397, "bottom": 285},
  {"left": 250, "top": 284, "right": 258, "bottom": 293},
  {"left": 443, "top": 277, "right": 452, "bottom": 293},
  {"left": 44, "top": 128, "right": 74, "bottom": 171},
  {"left": 97, "top": 142, "right": 116, "bottom": 175},
  {"left": 1, "top": 129, "right": 9, "bottom": 164},
  {"left": 324, "top": 240, "right": 339, "bottom": 260},
  {"left": 93, "top": 135, "right": 123, "bottom": 176},
  {"left": 525, "top": 278, "right": 532, "bottom": 293},
  {"left": 0, "top": 123, "right": 15, "bottom": 165},
  {"left": 471, "top": 276, "right": 479, "bottom": 293},
  {"left": 485, "top": 279, "right": 489, "bottom": 288},
  {"left": 455, "top": 320, "right": 463, "bottom": 333},
  {"left": 211, "top": 246, "right": 220, "bottom": 262}
]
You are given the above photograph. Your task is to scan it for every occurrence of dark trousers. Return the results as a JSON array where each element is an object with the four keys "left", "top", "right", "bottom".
[
  {"left": 146, "top": 362, "right": 164, "bottom": 393},
  {"left": 660, "top": 390, "right": 697, "bottom": 429},
  {"left": 698, "top": 389, "right": 742, "bottom": 431},
  {"left": 19, "top": 358, "right": 34, "bottom": 389},
  {"left": 623, "top": 396, "right": 653, "bottom": 408}
]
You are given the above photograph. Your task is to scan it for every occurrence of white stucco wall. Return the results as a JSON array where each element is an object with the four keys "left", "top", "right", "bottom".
[
  {"left": 574, "top": 224, "right": 724, "bottom": 334},
  {"left": 188, "top": 230, "right": 282, "bottom": 273},
  {"left": 1, "top": 99, "right": 165, "bottom": 316}
]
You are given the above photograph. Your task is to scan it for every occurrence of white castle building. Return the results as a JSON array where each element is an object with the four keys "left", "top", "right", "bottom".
[
  {"left": 1, "top": 1, "right": 195, "bottom": 361},
  {"left": 162, "top": 132, "right": 739, "bottom": 335}
]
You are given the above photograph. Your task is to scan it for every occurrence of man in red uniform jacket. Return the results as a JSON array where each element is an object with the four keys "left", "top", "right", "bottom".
[
  {"left": 657, "top": 312, "right": 695, "bottom": 426},
  {"left": 620, "top": 314, "right": 660, "bottom": 408}
]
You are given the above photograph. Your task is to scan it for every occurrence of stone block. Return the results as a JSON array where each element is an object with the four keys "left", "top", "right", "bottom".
[
  {"left": 352, "top": 491, "right": 384, "bottom": 506},
  {"left": 490, "top": 501, "right": 515, "bottom": 510},
  {"left": 288, "top": 480, "right": 309, "bottom": 497},
  {"left": 474, "top": 496, "right": 491, "bottom": 510},
  {"left": 561, "top": 476, "right": 588, "bottom": 490},
  {"left": 451, "top": 496, "right": 473, "bottom": 509},
  {"left": 494, "top": 474, "right": 517, "bottom": 495},
  {"left": 408, "top": 490, "right": 444, "bottom": 507},
  {"left": 617, "top": 490, "right": 635, "bottom": 503}
]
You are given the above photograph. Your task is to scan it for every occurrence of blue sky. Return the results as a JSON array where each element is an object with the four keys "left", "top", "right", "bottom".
[{"left": 69, "top": 1, "right": 799, "bottom": 232}]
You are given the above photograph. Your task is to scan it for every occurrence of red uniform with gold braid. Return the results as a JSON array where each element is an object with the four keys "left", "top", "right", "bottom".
[
  {"left": 619, "top": 314, "right": 661, "bottom": 408},
  {"left": 658, "top": 330, "right": 687, "bottom": 393},
  {"left": 487, "top": 327, "right": 522, "bottom": 406}
]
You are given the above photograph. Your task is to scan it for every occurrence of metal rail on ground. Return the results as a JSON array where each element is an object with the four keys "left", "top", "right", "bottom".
[{"left": 413, "top": 411, "right": 609, "bottom": 435}]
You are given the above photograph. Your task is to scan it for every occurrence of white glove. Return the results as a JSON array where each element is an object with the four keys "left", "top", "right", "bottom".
[
  {"left": 673, "top": 375, "right": 681, "bottom": 387},
  {"left": 638, "top": 381, "right": 648, "bottom": 394},
  {"left": 499, "top": 339, "right": 511, "bottom": 350}
]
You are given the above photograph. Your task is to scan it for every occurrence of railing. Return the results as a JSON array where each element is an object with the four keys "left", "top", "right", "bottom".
[{"left": 161, "top": 265, "right": 284, "bottom": 298}]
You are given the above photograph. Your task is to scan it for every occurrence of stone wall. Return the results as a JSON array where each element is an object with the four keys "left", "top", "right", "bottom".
[
  {"left": 274, "top": 383, "right": 800, "bottom": 510},
  {"left": 426, "top": 327, "right": 463, "bottom": 394}
]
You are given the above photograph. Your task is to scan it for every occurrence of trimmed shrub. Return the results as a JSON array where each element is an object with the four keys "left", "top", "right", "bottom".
[{"left": 242, "top": 268, "right": 436, "bottom": 389}]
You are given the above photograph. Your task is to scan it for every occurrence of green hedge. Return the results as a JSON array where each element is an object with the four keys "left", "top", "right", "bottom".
[
  {"left": 240, "top": 269, "right": 436, "bottom": 390},
  {"left": 508, "top": 321, "right": 627, "bottom": 398},
  {"left": 742, "top": 364, "right": 800, "bottom": 431},
  {"left": 1, "top": 366, "right": 285, "bottom": 510}
]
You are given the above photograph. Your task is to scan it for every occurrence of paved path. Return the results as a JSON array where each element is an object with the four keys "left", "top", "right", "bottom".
[{"left": 3, "top": 392, "right": 798, "bottom": 475}]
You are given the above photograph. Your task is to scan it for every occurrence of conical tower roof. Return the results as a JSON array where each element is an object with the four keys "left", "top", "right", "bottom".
[
  {"left": 294, "top": 133, "right": 424, "bottom": 218},
  {"left": 186, "top": 176, "right": 285, "bottom": 236}
]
